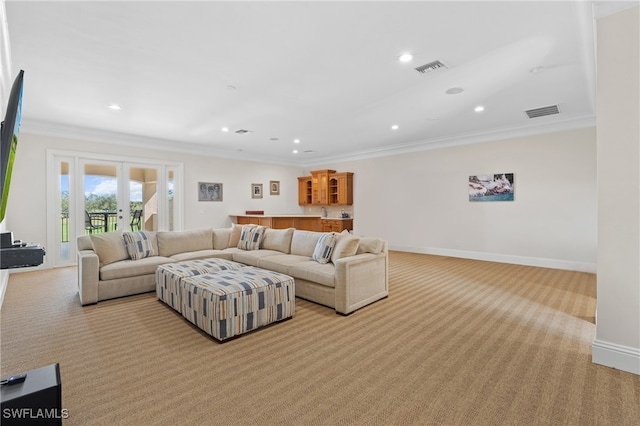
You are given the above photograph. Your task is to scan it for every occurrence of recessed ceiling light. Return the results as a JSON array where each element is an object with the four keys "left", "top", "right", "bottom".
[
  {"left": 107, "top": 104, "right": 121, "bottom": 110},
  {"left": 445, "top": 87, "right": 464, "bottom": 95},
  {"left": 294, "top": 139, "right": 300, "bottom": 144},
  {"left": 221, "top": 127, "right": 229, "bottom": 132},
  {"left": 399, "top": 53, "right": 413, "bottom": 63},
  {"left": 391, "top": 125, "right": 399, "bottom": 130},
  {"left": 293, "top": 150, "right": 298, "bottom": 154},
  {"left": 474, "top": 105, "right": 485, "bottom": 113}
]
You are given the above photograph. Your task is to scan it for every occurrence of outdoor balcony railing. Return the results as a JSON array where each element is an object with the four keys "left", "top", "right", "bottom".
[{"left": 60, "top": 212, "right": 119, "bottom": 243}]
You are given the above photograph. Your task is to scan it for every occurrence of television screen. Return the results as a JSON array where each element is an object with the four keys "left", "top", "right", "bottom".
[{"left": 0, "top": 70, "right": 24, "bottom": 223}]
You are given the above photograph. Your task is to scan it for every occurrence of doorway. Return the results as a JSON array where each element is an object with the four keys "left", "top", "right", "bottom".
[{"left": 47, "top": 150, "right": 182, "bottom": 267}]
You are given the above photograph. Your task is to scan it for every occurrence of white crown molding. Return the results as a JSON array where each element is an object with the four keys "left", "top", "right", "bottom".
[
  {"left": 21, "top": 119, "right": 297, "bottom": 167},
  {"left": 302, "top": 115, "right": 596, "bottom": 168},
  {"left": 593, "top": 1, "right": 640, "bottom": 18},
  {"left": 23, "top": 114, "right": 596, "bottom": 169}
]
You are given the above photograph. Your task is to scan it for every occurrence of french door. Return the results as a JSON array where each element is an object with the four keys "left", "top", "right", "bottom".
[{"left": 47, "top": 150, "right": 182, "bottom": 267}]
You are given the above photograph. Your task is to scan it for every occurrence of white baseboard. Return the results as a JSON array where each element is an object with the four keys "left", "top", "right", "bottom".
[
  {"left": 592, "top": 339, "right": 640, "bottom": 375},
  {"left": 388, "top": 245, "right": 596, "bottom": 273}
]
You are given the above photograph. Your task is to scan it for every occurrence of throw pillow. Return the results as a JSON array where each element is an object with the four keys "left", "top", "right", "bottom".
[
  {"left": 237, "top": 225, "right": 266, "bottom": 250},
  {"left": 229, "top": 223, "right": 253, "bottom": 248},
  {"left": 90, "top": 231, "right": 129, "bottom": 267},
  {"left": 123, "top": 231, "right": 155, "bottom": 260},
  {"left": 331, "top": 233, "right": 361, "bottom": 263},
  {"left": 312, "top": 232, "right": 337, "bottom": 264}
]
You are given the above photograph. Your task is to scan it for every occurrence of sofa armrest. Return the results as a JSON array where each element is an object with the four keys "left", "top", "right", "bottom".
[
  {"left": 333, "top": 252, "right": 389, "bottom": 315},
  {"left": 78, "top": 249, "right": 99, "bottom": 305}
]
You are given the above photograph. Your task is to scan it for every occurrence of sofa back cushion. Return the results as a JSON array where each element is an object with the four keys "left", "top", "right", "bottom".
[
  {"left": 356, "top": 237, "right": 384, "bottom": 255},
  {"left": 156, "top": 228, "right": 213, "bottom": 257},
  {"left": 212, "top": 228, "right": 232, "bottom": 250},
  {"left": 261, "top": 227, "right": 294, "bottom": 253},
  {"left": 90, "top": 231, "right": 129, "bottom": 267},
  {"left": 77, "top": 235, "right": 93, "bottom": 251},
  {"left": 290, "top": 230, "right": 323, "bottom": 257},
  {"left": 331, "top": 232, "right": 361, "bottom": 263}
]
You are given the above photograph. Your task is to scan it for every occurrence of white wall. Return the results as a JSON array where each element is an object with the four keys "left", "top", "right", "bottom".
[
  {"left": 593, "top": 6, "right": 640, "bottom": 375},
  {"left": 309, "top": 127, "right": 597, "bottom": 272}
]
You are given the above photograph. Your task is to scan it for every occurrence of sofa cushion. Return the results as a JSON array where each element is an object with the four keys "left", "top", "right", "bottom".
[
  {"left": 331, "top": 232, "right": 360, "bottom": 263},
  {"left": 157, "top": 228, "right": 213, "bottom": 257},
  {"left": 261, "top": 227, "right": 294, "bottom": 253},
  {"left": 122, "top": 231, "right": 155, "bottom": 260},
  {"left": 289, "top": 261, "right": 336, "bottom": 288},
  {"left": 290, "top": 230, "right": 323, "bottom": 257},
  {"left": 212, "top": 228, "right": 232, "bottom": 250},
  {"left": 237, "top": 225, "right": 266, "bottom": 250},
  {"left": 232, "top": 249, "right": 282, "bottom": 267},
  {"left": 256, "top": 254, "right": 310, "bottom": 275},
  {"left": 90, "top": 231, "right": 129, "bottom": 267},
  {"left": 312, "top": 232, "right": 337, "bottom": 264},
  {"left": 99, "top": 256, "right": 173, "bottom": 281},
  {"left": 357, "top": 237, "right": 384, "bottom": 255},
  {"left": 170, "top": 249, "right": 234, "bottom": 262}
]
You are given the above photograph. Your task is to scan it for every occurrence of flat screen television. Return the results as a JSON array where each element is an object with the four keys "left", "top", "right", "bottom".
[{"left": 0, "top": 70, "right": 24, "bottom": 223}]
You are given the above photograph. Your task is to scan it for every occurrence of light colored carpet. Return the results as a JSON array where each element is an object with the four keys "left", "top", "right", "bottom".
[{"left": 1, "top": 252, "right": 638, "bottom": 425}]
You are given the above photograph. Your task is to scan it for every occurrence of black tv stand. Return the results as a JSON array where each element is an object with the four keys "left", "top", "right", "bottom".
[
  {"left": 0, "top": 363, "right": 63, "bottom": 425},
  {"left": 0, "top": 231, "right": 45, "bottom": 269}
]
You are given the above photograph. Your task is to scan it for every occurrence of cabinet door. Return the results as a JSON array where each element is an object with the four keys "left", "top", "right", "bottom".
[
  {"left": 329, "top": 172, "right": 353, "bottom": 205},
  {"left": 298, "top": 177, "right": 312, "bottom": 205},
  {"left": 310, "top": 169, "right": 335, "bottom": 205}
]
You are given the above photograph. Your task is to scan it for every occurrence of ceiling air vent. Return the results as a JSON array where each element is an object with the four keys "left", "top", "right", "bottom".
[
  {"left": 235, "top": 129, "right": 252, "bottom": 134},
  {"left": 415, "top": 60, "right": 448, "bottom": 74},
  {"left": 525, "top": 105, "right": 560, "bottom": 119}
]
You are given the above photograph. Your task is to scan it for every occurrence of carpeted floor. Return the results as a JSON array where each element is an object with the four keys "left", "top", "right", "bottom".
[{"left": 1, "top": 251, "right": 638, "bottom": 425}]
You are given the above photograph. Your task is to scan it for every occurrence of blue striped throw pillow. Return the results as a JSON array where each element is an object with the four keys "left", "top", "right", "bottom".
[
  {"left": 123, "top": 231, "right": 155, "bottom": 260},
  {"left": 312, "top": 232, "right": 337, "bottom": 264},
  {"left": 237, "top": 225, "right": 266, "bottom": 250}
]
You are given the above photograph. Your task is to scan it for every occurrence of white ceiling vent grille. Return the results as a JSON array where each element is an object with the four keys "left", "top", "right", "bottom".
[
  {"left": 415, "top": 60, "right": 448, "bottom": 74},
  {"left": 525, "top": 105, "right": 560, "bottom": 119}
]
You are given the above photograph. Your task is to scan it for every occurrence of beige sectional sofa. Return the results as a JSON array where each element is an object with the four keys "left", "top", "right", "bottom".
[{"left": 77, "top": 225, "right": 388, "bottom": 314}]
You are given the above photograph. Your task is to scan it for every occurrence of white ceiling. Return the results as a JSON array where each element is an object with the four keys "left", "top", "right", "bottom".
[{"left": 5, "top": 1, "right": 599, "bottom": 166}]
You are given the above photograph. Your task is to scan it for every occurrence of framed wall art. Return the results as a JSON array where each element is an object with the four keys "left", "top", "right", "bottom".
[
  {"left": 198, "top": 182, "right": 223, "bottom": 201},
  {"left": 251, "top": 183, "right": 263, "bottom": 199},
  {"left": 468, "top": 173, "right": 514, "bottom": 202},
  {"left": 270, "top": 180, "right": 280, "bottom": 195}
]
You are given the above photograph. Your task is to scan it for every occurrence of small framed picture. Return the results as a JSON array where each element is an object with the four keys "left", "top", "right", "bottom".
[
  {"left": 251, "top": 183, "right": 263, "bottom": 199},
  {"left": 199, "top": 182, "right": 223, "bottom": 202},
  {"left": 270, "top": 180, "right": 280, "bottom": 195}
]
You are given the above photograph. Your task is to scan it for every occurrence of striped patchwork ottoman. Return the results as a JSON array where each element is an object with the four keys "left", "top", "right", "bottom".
[
  {"left": 156, "top": 258, "right": 246, "bottom": 313},
  {"left": 180, "top": 266, "right": 295, "bottom": 341}
]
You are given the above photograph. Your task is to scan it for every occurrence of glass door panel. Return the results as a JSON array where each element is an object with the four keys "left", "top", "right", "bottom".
[
  {"left": 59, "top": 161, "right": 70, "bottom": 261},
  {"left": 167, "top": 168, "right": 176, "bottom": 231},
  {"left": 80, "top": 160, "right": 123, "bottom": 236},
  {"left": 128, "top": 165, "right": 159, "bottom": 231}
]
